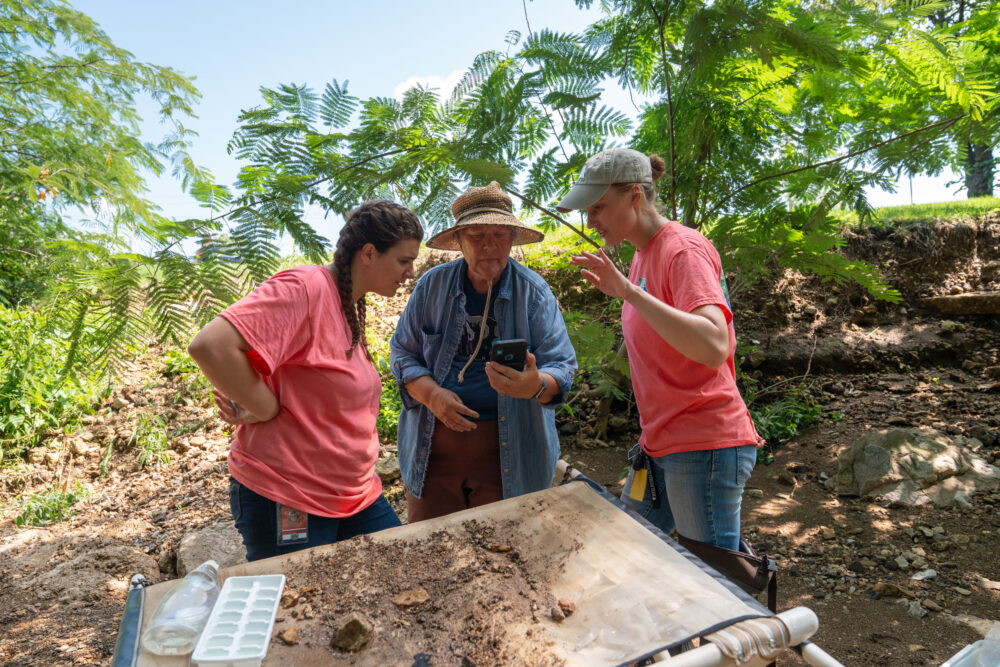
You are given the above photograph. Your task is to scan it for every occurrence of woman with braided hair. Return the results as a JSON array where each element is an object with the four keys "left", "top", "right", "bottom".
[{"left": 189, "top": 200, "right": 422, "bottom": 561}]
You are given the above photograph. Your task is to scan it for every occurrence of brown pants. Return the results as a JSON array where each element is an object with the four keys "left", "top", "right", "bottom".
[{"left": 405, "top": 419, "right": 503, "bottom": 523}]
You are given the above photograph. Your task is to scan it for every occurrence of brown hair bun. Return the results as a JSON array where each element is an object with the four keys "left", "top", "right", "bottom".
[{"left": 649, "top": 155, "right": 666, "bottom": 182}]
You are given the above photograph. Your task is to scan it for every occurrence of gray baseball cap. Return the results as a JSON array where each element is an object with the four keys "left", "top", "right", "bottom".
[{"left": 556, "top": 147, "right": 652, "bottom": 212}]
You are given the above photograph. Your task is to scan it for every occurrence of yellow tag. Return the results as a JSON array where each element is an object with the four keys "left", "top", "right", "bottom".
[{"left": 628, "top": 467, "right": 647, "bottom": 501}]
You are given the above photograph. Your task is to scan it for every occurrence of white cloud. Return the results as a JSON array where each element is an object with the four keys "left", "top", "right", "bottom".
[{"left": 392, "top": 69, "right": 466, "bottom": 102}]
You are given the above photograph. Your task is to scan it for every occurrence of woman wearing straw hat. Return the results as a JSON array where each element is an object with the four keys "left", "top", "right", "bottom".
[
  {"left": 390, "top": 182, "right": 577, "bottom": 522},
  {"left": 562, "top": 148, "right": 761, "bottom": 550}
]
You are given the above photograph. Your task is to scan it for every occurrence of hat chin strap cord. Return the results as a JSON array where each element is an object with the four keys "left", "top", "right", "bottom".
[{"left": 457, "top": 278, "right": 492, "bottom": 384}]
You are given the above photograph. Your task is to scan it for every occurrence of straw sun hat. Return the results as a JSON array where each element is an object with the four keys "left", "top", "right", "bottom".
[{"left": 425, "top": 181, "right": 545, "bottom": 251}]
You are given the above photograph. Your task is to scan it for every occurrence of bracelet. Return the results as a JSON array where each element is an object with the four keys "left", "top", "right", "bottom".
[{"left": 531, "top": 375, "right": 548, "bottom": 400}]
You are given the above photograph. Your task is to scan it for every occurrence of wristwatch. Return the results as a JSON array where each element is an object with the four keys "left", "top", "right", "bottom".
[{"left": 531, "top": 375, "right": 548, "bottom": 400}]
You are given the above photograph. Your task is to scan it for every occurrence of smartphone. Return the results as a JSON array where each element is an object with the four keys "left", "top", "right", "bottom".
[{"left": 490, "top": 338, "right": 528, "bottom": 371}]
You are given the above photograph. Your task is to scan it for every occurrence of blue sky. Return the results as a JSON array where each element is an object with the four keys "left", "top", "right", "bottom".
[{"left": 72, "top": 0, "right": 958, "bottom": 244}]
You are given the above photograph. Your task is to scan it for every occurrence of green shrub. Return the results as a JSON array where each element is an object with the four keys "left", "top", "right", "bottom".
[
  {"left": 750, "top": 389, "right": 822, "bottom": 464},
  {"left": 15, "top": 482, "right": 89, "bottom": 527},
  {"left": 162, "top": 347, "right": 212, "bottom": 406},
  {"left": 0, "top": 305, "right": 105, "bottom": 460},
  {"left": 129, "top": 414, "right": 170, "bottom": 469},
  {"left": 368, "top": 333, "right": 402, "bottom": 443}
]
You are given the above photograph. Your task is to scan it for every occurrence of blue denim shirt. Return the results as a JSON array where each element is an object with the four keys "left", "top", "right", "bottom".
[{"left": 390, "top": 258, "right": 577, "bottom": 499}]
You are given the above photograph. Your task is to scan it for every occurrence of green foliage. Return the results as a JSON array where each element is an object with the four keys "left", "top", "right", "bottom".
[
  {"left": 15, "top": 482, "right": 89, "bottom": 527},
  {"left": 0, "top": 304, "right": 104, "bottom": 459},
  {"left": 6, "top": 0, "right": 999, "bottom": 385},
  {"left": 0, "top": 0, "right": 231, "bottom": 379},
  {"left": 368, "top": 332, "right": 402, "bottom": 443},
  {"left": 162, "top": 347, "right": 211, "bottom": 398},
  {"left": 588, "top": 0, "right": 997, "bottom": 297},
  {"left": 128, "top": 414, "right": 170, "bottom": 469},
  {"left": 748, "top": 388, "right": 822, "bottom": 466},
  {"left": 562, "top": 312, "right": 630, "bottom": 400}
]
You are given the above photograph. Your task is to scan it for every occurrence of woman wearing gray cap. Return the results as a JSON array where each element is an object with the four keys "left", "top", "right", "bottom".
[
  {"left": 390, "top": 182, "right": 577, "bottom": 521},
  {"left": 563, "top": 148, "right": 761, "bottom": 550}
]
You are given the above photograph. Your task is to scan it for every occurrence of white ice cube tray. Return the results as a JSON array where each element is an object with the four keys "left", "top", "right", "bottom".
[{"left": 191, "top": 574, "right": 285, "bottom": 667}]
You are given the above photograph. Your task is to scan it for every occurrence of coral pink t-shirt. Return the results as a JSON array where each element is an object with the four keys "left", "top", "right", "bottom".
[
  {"left": 623, "top": 222, "right": 761, "bottom": 457},
  {"left": 220, "top": 265, "right": 383, "bottom": 518}
]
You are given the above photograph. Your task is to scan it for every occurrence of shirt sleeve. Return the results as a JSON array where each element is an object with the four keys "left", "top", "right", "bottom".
[
  {"left": 529, "top": 285, "right": 577, "bottom": 409},
  {"left": 389, "top": 280, "right": 433, "bottom": 410},
  {"left": 667, "top": 247, "right": 733, "bottom": 324},
  {"left": 219, "top": 271, "right": 313, "bottom": 374}
]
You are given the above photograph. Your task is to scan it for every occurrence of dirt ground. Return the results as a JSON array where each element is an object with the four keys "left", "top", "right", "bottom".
[{"left": 0, "top": 219, "right": 998, "bottom": 665}]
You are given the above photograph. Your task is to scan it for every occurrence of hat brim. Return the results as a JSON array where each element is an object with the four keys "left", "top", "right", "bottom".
[
  {"left": 426, "top": 216, "right": 545, "bottom": 251},
  {"left": 555, "top": 182, "right": 611, "bottom": 213}
]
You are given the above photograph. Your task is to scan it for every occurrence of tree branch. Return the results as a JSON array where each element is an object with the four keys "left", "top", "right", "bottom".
[
  {"left": 649, "top": 0, "right": 678, "bottom": 220},
  {"left": 706, "top": 114, "right": 966, "bottom": 219}
]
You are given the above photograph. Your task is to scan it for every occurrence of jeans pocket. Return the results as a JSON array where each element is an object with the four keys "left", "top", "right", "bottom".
[{"left": 736, "top": 445, "right": 756, "bottom": 485}]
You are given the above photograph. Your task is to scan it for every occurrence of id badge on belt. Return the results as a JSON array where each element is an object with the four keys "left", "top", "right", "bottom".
[
  {"left": 626, "top": 443, "right": 658, "bottom": 504},
  {"left": 276, "top": 504, "right": 308, "bottom": 545}
]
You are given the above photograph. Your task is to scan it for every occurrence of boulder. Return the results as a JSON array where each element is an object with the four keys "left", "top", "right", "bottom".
[
  {"left": 176, "top": 522, "right": 246, "bottom": 576},
  {"left": 375, "top": 455, "right": 400, "bottom": 483},
  {"left": 826, "top": 428, "right": 1000, "bottom": 507}
]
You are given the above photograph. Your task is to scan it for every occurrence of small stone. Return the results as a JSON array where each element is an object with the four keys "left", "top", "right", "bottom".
[
  {"left": 44, "top": 451, "right": 61, "bottom": 466},
  {"left": 550, "top": 606, "right": 566, "bottom": 622},
  {"left": 910, "top": 569, "right": 937, "bottom": 582},
  {"left": 812, "top": 590, "right": 827, "bottom": 599},
  {"left": 111, "top": 396, "right": 130, "bottom": 410},
  {"left": 873, "top": 582, "right": 916, "bottom": 599},
  {"left": 558, "top": 422, "right": 579, "bottom": 435},
  {"left": 278, "top": 627, "right": 299, "bottom": 645},
  {"left": 557, "top": 599, "right": 575, "bottom": 617},
  {"left": 905, "top": 600, "right": 928, "bottom": 619},
  {"left": 909, "top": 644, "right": 925, "bottom": 652},
  {"left": 28, "top": 448, "right": 47, "bottom": 464},
  {"left": 392, "top": 587, "right": 430, "bottom": 608},
  {"left": 821, "top": 527, "right": 836, "bottom": 540},
  {"left": 331, "top": 612, "right": 375, "bottom": 652},
  {"left": 746, "top": 488, "right": 764, "bottom": 499},
  {"left": 281, "top": 592, "right": 298, "bottom": 608},
  {"left": 921, "top": 599, "right": 943, "bottom": 612},
  {"left": 894, "top": 555, "right": 909, "bottom": 570},
  {"left": 189, "top": 435, "right": 208, "bottom": 448},
  {"left": 953, "top": 587, "right": 972, "bottom": 596},
  {"left": 778, "top": 469, "right": 798, "bottom": 486},
  {"left": 68, "top": 438, "right": 92, "bottom": 456}
]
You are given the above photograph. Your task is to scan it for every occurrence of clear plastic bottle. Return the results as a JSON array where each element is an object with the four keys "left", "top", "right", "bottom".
[{"left": 141, "top": 559, "right": 220, "bottom": 656}]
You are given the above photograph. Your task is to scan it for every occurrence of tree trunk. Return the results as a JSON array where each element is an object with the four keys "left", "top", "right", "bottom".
[{"left": 964, "top": 141, "right": 994, "bottom": 198}]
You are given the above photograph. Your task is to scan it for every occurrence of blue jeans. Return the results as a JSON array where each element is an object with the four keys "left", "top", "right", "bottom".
[
  {"left": 620, "top": 445, "right": 756, "bottom": 550},
  {"left": 229, "top": 478, "right": 401, "bottom": 561}
]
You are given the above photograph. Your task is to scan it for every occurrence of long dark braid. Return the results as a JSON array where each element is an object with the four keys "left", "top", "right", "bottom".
[{"left": 333, "top": 200, "right": 423, "bottom": 355}]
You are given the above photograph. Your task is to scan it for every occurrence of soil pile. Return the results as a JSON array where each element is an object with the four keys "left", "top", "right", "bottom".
[{"left": 274, "top": 519, "right": 565, "bottom": 665}]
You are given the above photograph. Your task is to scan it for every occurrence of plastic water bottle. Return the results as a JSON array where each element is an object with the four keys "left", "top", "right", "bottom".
[{"left": 141, "top": 560, "right": 220, "bottom": 655}]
